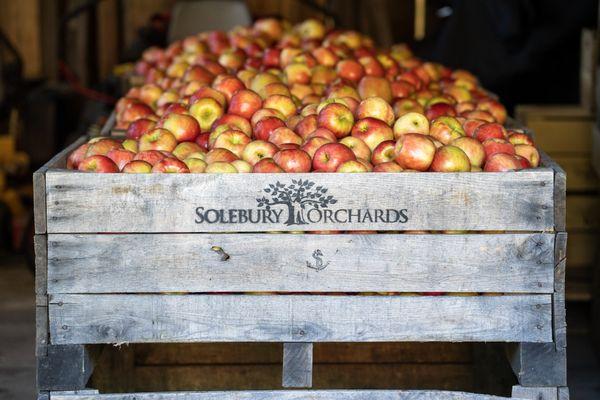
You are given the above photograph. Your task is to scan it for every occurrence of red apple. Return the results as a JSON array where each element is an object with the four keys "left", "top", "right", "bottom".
[
  {"left": 301, "top": 136, "right": 332, "bottom": 158},
  {"left": 152, "top": 158, "right": 190, "bottom": 173},
  {"left": 254, "top": 116, "right": 286, "bottom": 141},
  {"left": 134, "top": 150, "right": 168, "bottom": 166},
  {"left": 268, "top": 127, "right": 303, "bottom": 146},
  {"left": 336, "top": 59, "right": 364, "bottom": 83},
  {"left": 312, "top": 142, "right": 356, "bottom": 172},
  {"left": 273, "top": 149, "right": 312, "bottom": 172},
  {"left": 106, "top": 149, "right": 135, "bottom": 170},
  {"left": 483, "top": 153, "right": 521, "bottom": 172},
  {"left": 77, "top": 155, "right": 119, "bottom": 173},
  {"left": 263, "top": 94, "right": 297, "bottom": 119},
  {"left": 393, "top": 112, "right": 429, "bottom": 138},
  {"left": 253, "top": 157, "right": 284, "bottom": 173},
  {"left": 67, "top": 143, "right": 90, "bottom": 169},
  {"left": 371, "top": 140, "right": 396, "bottom": 164},
  {"left": 242, "top": 140, "right": 278, "bottom": 165},
  {"left": 294, "top": 115, "right": 318, "bottom": 139},
  {"left": 336, "top": 160, "right": 369, "bottom": 172},
  {"left": 373, "top": 161, "right": 403, "bottom": 172},
  {"left": 508, "top": 132, "right": 535, "bottom": 146},
  {"left": 159, "top": 113, "right": 200, "bottom": 142},
  {"left": 126, "top": 118, "right": 156, "bottom": 140},
  {"left": 393, "top": 133, "right": 436, "bottom": 171},
  {"left": 462, "top": 119, "right": 486, "bottom": 138},
  {"left": 482, "top": 138, "right": 515, "bottom": 159},
  {"left": 430, "top": 145, "right": 471, "bottom": 172},
  {"left": 205, "top": 148, "right": 239, "bottom": 164},
  {"left": 195, "top": 132, "right": 210, "bottom": 150},
  {"left": 340, "top": 136, "right": 371, "bottom": 160},
  {"left": 212, "top": 114, "right": 252, "bottom": 137},
  {"left": 356, "top": 97, "right": 395, "bottom": 126},
  {"left": 357, "top": 76, "right": 392, "bottom": 102},
  {"left": 213, "top": 129, "right": 252, "bottom": 157},
  {"left": 172, "top": 142, "right": 204, "bottom": 160},
  {"left": 351, "top": 117, "right": 394, "bottom": 151},
  {"left": 514, "top": 144, "right": 540, "bottom": 168},
  {"left": 474, "top": 123, "right": 507, "bottom": 142},
  {"left": 228, "top": 89, "right": 263, "bottom": 119},
  {"left": 122, "top": 160, "right": 152, "bottom": 173},
  {"left": 317, "top": 103, "right": 354, "bottom": 138},
  {"left": 429, "top": 116, "right": 465, "bottom": 144},
  {"left": 451, "top": 137, "right": 486, "bottom": 167},
  {"left": 139, "top": 128, "right": 178, "bottom": 152}
]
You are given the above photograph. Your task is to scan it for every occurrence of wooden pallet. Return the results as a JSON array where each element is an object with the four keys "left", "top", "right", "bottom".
[{"left": 34, "top": 135, "right": 568, "bottom": 400}]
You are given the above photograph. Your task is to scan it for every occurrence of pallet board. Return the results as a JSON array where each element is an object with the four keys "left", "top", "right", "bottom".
[
  {"left": 46, "top": 233, "right": 555, "bottom": 294},
  {"left": 44, "top": 169, "right": 555, "bottom": 233}
]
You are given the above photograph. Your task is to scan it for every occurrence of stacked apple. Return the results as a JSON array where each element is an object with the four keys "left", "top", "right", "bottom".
[{"left": 67, "top": 18, "right": 540, "bottom": 174}]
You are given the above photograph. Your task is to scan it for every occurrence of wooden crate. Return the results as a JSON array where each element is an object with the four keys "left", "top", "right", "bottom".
[
  {"left": 517, "top": 104, "right": 600, "bottom": 301},
  {"left": 34, "top": 135, "right": 568, "bottom": 400}
]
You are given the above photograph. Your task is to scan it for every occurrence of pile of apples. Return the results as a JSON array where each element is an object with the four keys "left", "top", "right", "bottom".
[{"left": 67, "top": 18, "right": 540, "bottom": 174}]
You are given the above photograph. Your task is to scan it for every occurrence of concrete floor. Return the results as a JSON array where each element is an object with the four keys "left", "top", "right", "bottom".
[{"left": 1, "top": 255, "right": 599, "bottom": 399}]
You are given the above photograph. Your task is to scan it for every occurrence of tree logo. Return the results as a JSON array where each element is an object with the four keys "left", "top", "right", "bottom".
[{"left": 256, "top": 179, "right": 337, "bottom": 226}]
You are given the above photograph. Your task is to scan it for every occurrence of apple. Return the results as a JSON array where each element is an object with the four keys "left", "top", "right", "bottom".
[
  {"left": 122, "top": 160, "right": 152, "bottom": 173},
  {"left": 393, "top": 133, "right": 436, "bottom": 171},
  {"left": 195, "top": 132, "right": 210, "bottom": 150},
  {"left": 336, "top": 160, "right": 369, "bottom": 172},
  {"left": 190, "top": 86, "right": 227, "bottom": 107},
  {"left": 508, "top": 132, "right": 535, "bottom": 146},
  {"left": 122, "top": 139, "right": 138, "bottom": 153},
  {"left": 350, "top": 117, "right": 394, "bottom": 151},
  {"left": 514, "top": 155, "right": 531, "bottom": 169},
  {"left": 184, "top": 157, "right": 207, "bottom": 173},
  {"left": 336, "top": 59, "right": 364, "bottom": 83},
  {"left": 373, "top": 161, "right": 403, "bottom": 172},
  {"left": 67, "top": 143, "right": 90, "bottom": 169},
  {"left": 285, "top": 63, "right": 312, "bottom": 85},
  {"left": 356, "top": 158, "right": 373, "bottom": 171},
  {"left": 159, "top": 113, "right": 200, "bottom": 142},
  {"left": 273, "top": 149, "right": 312, "bottom": 172},
  {"left": 429, "top": 116, "right": 465, "bottom": 144},
  {"left": 477, "top": 98, "right": 507, "bottom": 124},
  {"left": 212, "top": 129, "right": 252, "bottom": 157},
  {"left": 312, "top": 47, "right": 338, "bottom": 67},
  {"left": 263, "top": 94, "right": 297, "bottom": 118},
  {"left": 371, "top": 140, "right": 396, "bottom": 164},
  {"left": 78, "top": 155, "right": 119, "bottom": 173},
  {"left": 462, "top": 119, "right": 486, "bottom": 138},
  {"left": 484, "top": 153, "right": 521, "bottom": 172},
  {"left": 172, "top": 142, "right": 204, "bottom": 160},
  {"left": 294, "top": 114, "right": 318, "bottom": 139},
  {"left": 189, "top": 97, "right": 224, "bottom": 132},
  {"left": 430, "top": 145, "right": 471, "bottom": 172},
  {"left": 152, "top": 158, "right": 190, "bottom": 173},
  {"left": 306, "top": 128, "right": 337, "bottom": 142},
  {"left": 252, "top": 157, "right": 284, "bottom": 173},
  {"left": 474, "top": 122, "right": 506, "bottom": 142},
  {"left": 312, "top": 142, "right": 356, "bottom": 172},
  {"left": 228, "top": 89, "right": 263, "bottom": 119},
  {"left": 268, "top": 127, "right": 303, "bottom": 146},
  {"left": 339, "top": 136, "right": 371, "bottom": 160},
  {"left": 462, "top": 110, "right": 495, "bottom": 123},
  {"left": 393, "top": 98, "right": 424, "bottom": 117},
  {"left": 253, "top": 116, "right": 286, "bottom": 141},
  {"left": 231, "top": 159, "right": 253, "bottom": 173},
  {"left": 118, "top": 102, "right": 155, "bottom": 127},
  {"left": 482, "top": 138, "right": 515, "bottom": 159},
  {"left": 205, "top": 161, "right": 238, "bottom": 173},
  {"left": 356, "top": 97, "right": 394, "bottom": 125},
  {"left": 139, "top": 128, "right": 178, "bottom": 152},
  {"left": 301, "top": 136, "right": 331, "bottom": 158},
  {"left": 425, "top": 102, "right": 456, "bottom": 120},
  {"left": 106, "top": 149, "right": 135, "bottom": 170},
  {"left": 393, "top": 112, "right": 429, "bottom": 138},
  {"left": 85, "top": 138, "right": 122, "bottom": 158},
  {"left": 514, "top": 144, "right": 540, "bottom": 168},
  {"left": 242, "top": 140, "right": 278, "bottom": 165},
  {"left": 126, "top": 118, "right": 156, "bottom": 140},
  {"left": 451, "top": 137, "right": 486, "bottom": 167},
  {"left": 357, "top": 76, "right": 392, "bottom": 102},
  {"left": 205, "top": 148, "right": 239, "bottom": 164},
  {"left": 134, "top": 150, "right": 168, "bottom": 166},
  {"left": 212, "top": 114, "right": 252, "bottom": 137},
  {"left": 317, "top": 103, "right": 354, "bottom": 138}
]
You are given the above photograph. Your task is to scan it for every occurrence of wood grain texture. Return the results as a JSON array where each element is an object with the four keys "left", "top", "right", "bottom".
[
  {"left": 37, "top": 345, "right": 94, "bottom": 391},
  {"left": 539, "top": 151, "right": 566, "bottom": 232},
  {"left": 47, "top": 233, "right": 555, "bottom": 294},
  {"left": 44, "top": 169, "right": 555, "bottom": 233},
  {"left": 50, "top": 390, "right": 521, "bottom": 400},
  {"left": 48, "top": 294, "right": 552, "bottom": 344},
  {"left": 282, "top": 343, "right": 313, "bottom": 388},
  {"left": 34, "top": 171, "right": 47, "bottom": 234}
]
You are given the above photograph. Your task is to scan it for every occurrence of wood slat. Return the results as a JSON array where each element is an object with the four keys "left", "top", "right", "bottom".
[
  {"left": 282, "top": 343, "right": 313, "bottom": 388},
  {"left": 48, "top": 294, "right": 552, "bottom": 344},
  {"left": 47, "top": 233, "right": 555, "bottom": 294},
  {"left": 44, "top": 169, "right": 555, "bottom": 233},
  {"left": 50, "top": 390, "right": 520, "bottom": 400}
]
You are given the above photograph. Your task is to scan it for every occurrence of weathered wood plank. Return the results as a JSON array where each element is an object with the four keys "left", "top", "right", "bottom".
[
  {"left": 37, "top": 345, "right": 94, "bottom": 391},
  {"left": 507, "top": 343, "right": 567, "bottom": 387},
  {"left": 34, "top": 136, "right": 88, "bottom": 234},
  {"left": 48, "top": 294, "right": 552, "bottom": 344},
  {"left": 539, "top": 150, "right": 566, "bottom": 232},
  {"left": 282, "top": 343, "right": 313, "bottom": 388},
  {"left": 512, "top": 386, "right": 559, "bottom": 400},
  {"left": 35, "top": 234, "right": 48, "bottom": 301},
  {"left": 47, "top": 233, "right": 555, "bottom": 294},
  {"left": 554, "top": 233, "right": 567, "bottom": 349},
  {"left": 50, "top": 390, "right": 521, "bottom": 400},
  {"left": 45, "top": 169, "right": 555, "bottom": 233}
]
